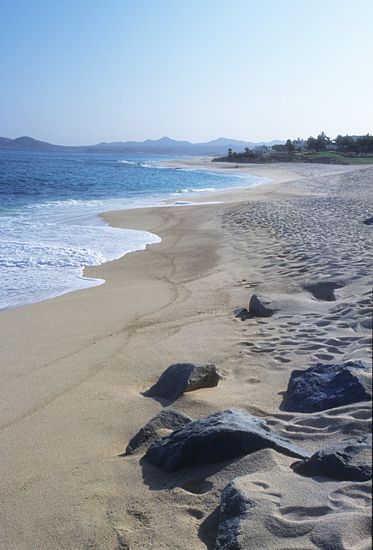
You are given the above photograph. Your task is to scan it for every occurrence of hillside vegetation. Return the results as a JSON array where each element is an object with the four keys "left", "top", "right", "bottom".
[{"left": 213, "top": 132, "right": 373, "bottom": 165}]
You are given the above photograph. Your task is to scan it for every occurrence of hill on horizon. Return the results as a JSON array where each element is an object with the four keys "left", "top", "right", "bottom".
[{"left": 0, "top": 135, "right": 284, "bottom": 155}]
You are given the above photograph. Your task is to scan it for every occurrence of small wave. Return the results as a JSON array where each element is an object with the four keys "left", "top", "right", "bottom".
[
  {"left": 117, "top": 160, "right": 171, "bottom": 170},
  {"left": 28, "top": 199, "right": 104, "bottom": 210},
  {"left": 117, "top": 160, "right": 156, "bottom": 168},
  {"left": 117, "top": 160, "right": 151, "bottom": 167},
  {"left": 172, "top": 187, "right": 216, "bottom": 195},
  {"left": 117, "top": 160, "right": 137, "bottom": 165}
]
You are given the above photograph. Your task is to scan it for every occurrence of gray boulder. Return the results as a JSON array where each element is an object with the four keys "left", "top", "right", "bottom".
[
  {"left": 282, "top": 360, "right": 372, "bottom": 412},
  {"left": 215, "top": 478, "right": 253, "bottom": 550},
  {"left": 145, "top": 409, "right": 310, "bottom": 472},
  {"left": 125, "top": 409, "right": 193, "bottom": 455},
  {"left": 144, "top": 363, "right": 220, "bottom": 402},
  {"left": 248, "top": 294, "right": 279, "bottom": 317},
  {"left": 294, "top": 434, "right": 372, "bottom": 481}
]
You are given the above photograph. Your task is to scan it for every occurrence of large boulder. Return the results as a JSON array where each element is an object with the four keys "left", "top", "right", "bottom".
[
  {"left": 282, "top": 360, "right": 372, "bottom": 412},
  {"left": 293, "top": 434, "right": 372, "bottom": 481},
  {"left": 248, "top": 294, "right": 279, "bottom": 317},
  {"left": 145, "top": 409, "right": 310, "bottom": 472},
  {"left": 143, "top": 363, "right": 220, "bottom": 402},
  {"left": 125, "top": 409, "right": 193, "bottom": 455}
]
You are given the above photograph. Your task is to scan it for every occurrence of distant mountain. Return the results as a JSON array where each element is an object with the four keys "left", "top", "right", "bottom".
[
  {"left": 92, "top": 136, "right": 284, "bottom": 155},
  {"left": 0, "top": 135, "right": 284, "bottom": 155},
  {"left": 0, "top": 136, "right": 68, "bottom": 151}
]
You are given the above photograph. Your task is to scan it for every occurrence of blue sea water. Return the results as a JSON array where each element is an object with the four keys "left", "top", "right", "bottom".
[{"left": 0, "top": 150, "right": 266, "bottom": 310}]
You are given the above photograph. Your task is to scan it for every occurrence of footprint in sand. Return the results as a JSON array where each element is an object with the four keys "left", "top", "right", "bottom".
[
  {"left": 278, "top": 505, "right": 332, "bottom": 519},
  {"left": 181, "top": 479, "right": 213, "bottom": 495}
]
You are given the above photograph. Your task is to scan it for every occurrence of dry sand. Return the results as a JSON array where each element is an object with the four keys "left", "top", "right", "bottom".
[{"left": 0, "top": 162, "right": 372, "bottom": 549}]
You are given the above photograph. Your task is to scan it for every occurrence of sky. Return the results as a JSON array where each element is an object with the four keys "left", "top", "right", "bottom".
[{"left": 1, "top": 0, "right": 372, "bottom": 145}]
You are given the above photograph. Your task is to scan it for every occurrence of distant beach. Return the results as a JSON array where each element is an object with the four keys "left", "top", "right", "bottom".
[{"left": 0, "top": 161, "right": 372, "bottom": 549}]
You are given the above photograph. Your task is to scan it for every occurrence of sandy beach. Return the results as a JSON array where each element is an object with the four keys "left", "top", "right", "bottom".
[{"left": 0, "top": 161, "right": 372, "bottom": 549}]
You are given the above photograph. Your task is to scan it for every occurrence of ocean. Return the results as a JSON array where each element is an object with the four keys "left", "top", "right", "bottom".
[{"left": 0, "top": 150, "right": 265, "bottom": 310}]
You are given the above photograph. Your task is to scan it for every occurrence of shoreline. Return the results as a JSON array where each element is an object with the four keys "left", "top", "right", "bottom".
[
  {"left": 5, "top": 158, "right": 372, "bottom": 313},
  {"left": 0, "top": 161, "right": 371, "bottom": 549},
  {"left": 0, "top": 161, "right": 270, "bottom": 313}
]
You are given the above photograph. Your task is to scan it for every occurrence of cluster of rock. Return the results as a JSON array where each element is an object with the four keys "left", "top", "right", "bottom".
[
  {"left": 128, "top": 404, "right": 371, "bottom": 549},
  {"left": 131, "top": 361, "right": 371, "bottom": 475},
  {"left": 124, "top": 290, "right": 372, "bottom": 548},
  {"left": 210, "top": 358, "right": 371, "bottom": 548}
]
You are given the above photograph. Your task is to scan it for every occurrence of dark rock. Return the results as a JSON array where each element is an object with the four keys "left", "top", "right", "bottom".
[
  {"left": 363, "top": 215, "right": 373, "bottom": 225},
  {"left": 144, "top": 363, "right": 220, "bottom": 402},
  {"left": 214, "top": 467, "right": 373, "bottom": 549},
  {"left": 145, "top": 409, "right": 310, "bottom": 472},
  {"left": 304, "top": 280, "right": 343, "bottom": 301},
  {"left": 282, "top": 360, "right": 372, "bottom": 412},
  {"left": 293, "top": 434, "right": 372, "bottom": 481},
  {"left": 248, "top": 294, "right": 279, "bottom": 317},
  {"left": 125, "top": 409, "right": 193, "bottom": 455},
  {"left": 215, "top": 478, "right": 253, "bottom": 550},
  {"left": 233, "top": 307, "right": 250, "bottom": 321}
]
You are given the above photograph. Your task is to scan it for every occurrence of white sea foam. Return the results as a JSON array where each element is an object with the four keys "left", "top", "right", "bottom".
[
  {"left": 117, "top": 159, "right": 166, "bottom": 168},
  {"left": 171, "top": 187, "right": 217, "bottom": 195},
  {"left": 0, "top": 207, "right": 161, "bottom": 310},
  {"left": 117, "top": 160, "right": 138, "bottom": 165}
]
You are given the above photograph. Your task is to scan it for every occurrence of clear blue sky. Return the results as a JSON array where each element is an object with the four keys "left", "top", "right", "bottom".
[{"left": 1, "top": 0, "right": 372, "bottom": 144}]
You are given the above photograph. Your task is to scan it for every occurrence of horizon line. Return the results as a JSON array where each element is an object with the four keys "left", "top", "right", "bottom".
[{"left": 2, "top": 131, "right": 371, "bottom": 149}]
